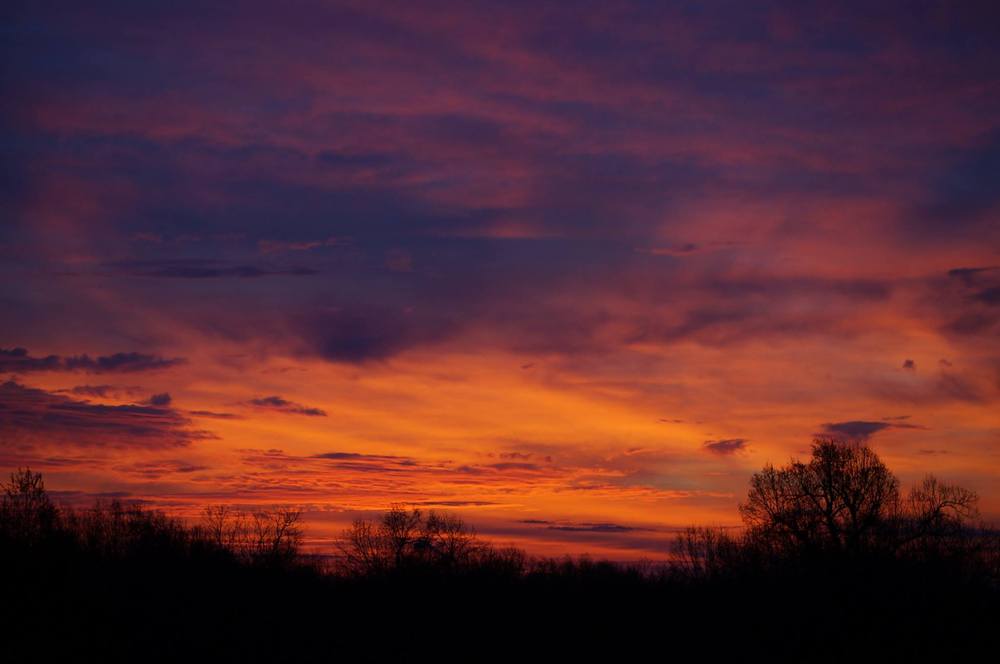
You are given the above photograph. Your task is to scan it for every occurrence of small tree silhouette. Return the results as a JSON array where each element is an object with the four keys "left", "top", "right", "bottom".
[
  {"left": 198, "top": 505, "right": 303, "bottom": 566},
  {"left": 0, "top": 467, "right": 57, "bottom": 545},
  {"left": 338, "top": 505, "right": 487, "bottom": 575}
]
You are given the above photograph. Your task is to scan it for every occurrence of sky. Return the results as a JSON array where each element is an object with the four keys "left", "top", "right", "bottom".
[{"left": 2, "top": 0, "right": 999, "bottom": 559}]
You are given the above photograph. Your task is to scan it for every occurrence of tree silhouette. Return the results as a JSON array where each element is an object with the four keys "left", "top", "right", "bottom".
[
  {"left": 739, "top": 436, "right": 979, "bottom": 556},
  {"left": 339, "top": 505, "right": 487, "bottom": 575},
  {"left": 198, "top": 505, "right": 303, "bottom": 566},
  {"left": 0, "top": 467, "right": 57, "bottom": 545},
  {"left": 0, "top": 465, "right": 997, "bottom": 661},
  {"left": 898, "top": 475, "right": 980, "bottom": 556}
]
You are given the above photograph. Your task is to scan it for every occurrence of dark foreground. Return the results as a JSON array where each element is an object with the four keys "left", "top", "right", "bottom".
[
  {"left": 3, "top": 512, "right": 998, "bottom": 663},
  {"left": 3, "top": 448, "right": 999, "bottom": 663}
]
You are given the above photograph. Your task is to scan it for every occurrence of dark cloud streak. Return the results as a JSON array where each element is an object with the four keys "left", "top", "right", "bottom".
[
  {"left": 0, "top": 381, "right": 212, "bottom": 448},
  {"left": 1, "top": 348, "right": 183, "bottom": 374},
  {"left": 703, "top": 439, "right": 749, "bottom": 456},
  {"left": 245, "top": 395, "right": 327, "bottom": 417}
]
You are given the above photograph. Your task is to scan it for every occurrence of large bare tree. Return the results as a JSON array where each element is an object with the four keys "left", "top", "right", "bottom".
[{"left": 739, "top": 437, "right": 979, "bottom": 555}]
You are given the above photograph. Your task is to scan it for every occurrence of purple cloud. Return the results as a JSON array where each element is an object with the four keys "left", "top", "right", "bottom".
[
  {"left": 246, "top": 395, "right": 327, "bottom": 417},
  {"left": 703, "top": 439, "right": 749, "bottom": 456}
]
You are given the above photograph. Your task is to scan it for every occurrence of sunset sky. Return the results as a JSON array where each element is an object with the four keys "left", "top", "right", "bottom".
[{"left": 2, "top": 0, "right": 999, "bottom": 559}]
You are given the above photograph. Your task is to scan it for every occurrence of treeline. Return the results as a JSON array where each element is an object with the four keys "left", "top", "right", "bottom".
[
  {"left": 1, "top": 471, "right": 305, "bottom": 569},
  {"left": 2, "top": 439, "right": 999, "bottom": 662}
]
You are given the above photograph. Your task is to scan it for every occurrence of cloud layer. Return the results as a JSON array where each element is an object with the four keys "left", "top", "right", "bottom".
[
  {"left": 1, "top": 349, "right": 184, "bottom": 374},
  {"left": 2, "top": 0, "right": 999, "bottom": 556},
  {"left": 0, "top": 381, "right": 211, "bottom": 449}
]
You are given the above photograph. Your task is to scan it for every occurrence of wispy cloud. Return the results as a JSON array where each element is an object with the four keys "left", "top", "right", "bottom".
[
  {"left": 0, "top": 381, "right": 213, "bottom": 449},
  {"left": 1, "top": 348, "right": 184, "bottom": 374},
  {"left": 702, "top": 439, "right": 749, "bottom": 456},
  {"left": 245, "top": 396, "right": 327, "bottom": 417}
]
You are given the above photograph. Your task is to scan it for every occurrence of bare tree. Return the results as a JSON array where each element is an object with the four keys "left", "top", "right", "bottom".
[
  {"left": 671, "top": 526, "right": 744, "bottom": 578},
  {"left": 338, "top": 505, "right": 486, "bottom": 575},
  {"left": 739, "top": 437, "right": 979, "bottom": 556},
  {"left": 249, "top": 508, "right": 303, "bottom": 564},
  {"left": 341, "top": 516, "right": 390, "bottom": 575},
  {"left": 0, "top": 467, "right": 57, "bottom": 544},
  {"left": 423, "top": 511, "right": 485, "bottom": 565},
  {"left": 381, "top": 504, "right": 424, "bottom": 569},
  {"left": 896, "top": 475, "right": 980, "bottom": 554},
  {"left": 198, "top": 505, "right": 303, "bottom": 566},
  {"left": 201, "top": 505, "right": 238, "bottom": 548}
]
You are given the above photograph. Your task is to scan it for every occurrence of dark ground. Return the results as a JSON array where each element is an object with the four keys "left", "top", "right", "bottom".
[{"left": 3, "top": 533, "right": 998, "bottom": 663}]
